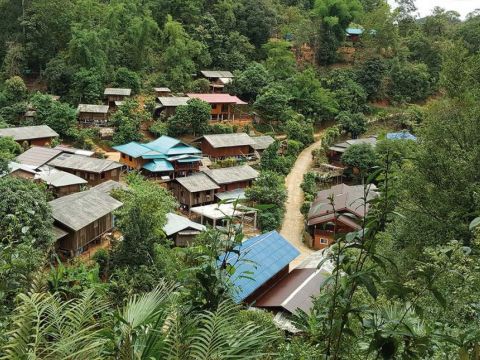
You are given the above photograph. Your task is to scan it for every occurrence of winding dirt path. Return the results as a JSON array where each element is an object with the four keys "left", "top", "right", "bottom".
[{"left": 280, "top": 136, "right": 324, "bottom": 267}]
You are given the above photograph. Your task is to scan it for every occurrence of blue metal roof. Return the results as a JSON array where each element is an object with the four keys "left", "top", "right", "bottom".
[
  {"left": 387, "top": 132, "right": 417, "bottom": 141},
  {"left": 346, "top": 28, "right": 364, "bottom": 35},
  {"left": 224, "top": 231, "right": 300, "bottom": 303},
  {"left": 177, "top": 157, "right": 202, "bottom": 163},
  {"left": 167, "top": 145, "right": 202, "bottom": 156},
  {"left": 113, "top": 142, "right": 150, "bottom": 158},
  {"left": 142, "top": 159, "right": 174, "bottom": 172},
  {"left": 144, "top": 136, "right": 181, "bottom": 153}
]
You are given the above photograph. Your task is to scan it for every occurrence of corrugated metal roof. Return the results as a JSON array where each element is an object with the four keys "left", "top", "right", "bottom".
[
  {"left": 215, "top": 188, "right": 246, "bottom": 201},
  {"left": 386, "top": 132, "right": 417, "bottom": 141},
  {"left": 204, "top": 165, "right": 258, "bottom": 185},
  {"left": 154, "top": 87, "right": 171, "bottom": 92},
  {"left": 176, "top": 173, "right": 220, "bottom": 193},
  {"left": 104, "top": 88, "right": 131, "bottom": 96},
  {"left": 0, "top": 125, "right": 59, "bottom": 141},
  {"left": 91, "top": 180, "right": 127, "bottom": 194},
  {"left": 48, "top": 153, "right": 122, "bottom": 173},
  {"left": 7, "top": 162, "right": 37, "bottom": 176},
  {"left": 225, "top": 231, "right": 300, "bottom": 302},
  {"left": 202, "top": 133, "right": 255, "bottom": 148},
  {"left": 49, "top": 189, "right": 122, "bottom": 231},
  {"left": 54, "top": 145, "right": 94, "bottom": 157},
  {"left": 142, "top": 159, "right": 174, "bottom": 172},
  {"left": 157, "top": 97, "right": 190, "bottom": 107},
  {"left": 163, "top": 212, "right": 205, "bottom": 237},
  {"left": 114, "top": 137, "right": 200, "bottom": 159},
  {"left": 53, "top": 226, "right": 68, "bottom": 240},
  {"left": 113, "top": 142, "right": 150, "bottom": 158},
  {"left": 201, "top": 70, "right": 234, "bottom": 78},
  {"left": 329, "top": 137, "right": 377, "bottom": 153},
  {"left": 190, "top": 203, "right": 252, "bottom": 220},
  {"left": 251, "top": 136, "right": 275, "bottom": 150},
  {"left": 77, "top": 104, "right": 109, "bottom": 114},
  {"left": 346, "top": 28, "right": 364, "bottom": 35},
  {"left": 254, "top": 268, "right": 328, "bottom": 313},
  {"left": 187, "top": 93, "right": 247, "bottom": 105},
  {"left": 36, "top": 166, "right": 87, "bottom": 187},
  {"left": 307, "top": 184, "right": 378, "bottom": 223},
  {"left": 16, "top": 146, "right": 63, "bottom": 168}
]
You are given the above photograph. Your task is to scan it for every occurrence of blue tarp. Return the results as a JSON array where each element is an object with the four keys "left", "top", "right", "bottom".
[
  {"left": 222, "top": 231, "right": 300, "bottom": 303},
  {"left": 387, "top": 132, "right": 417, "bottom": 141}
]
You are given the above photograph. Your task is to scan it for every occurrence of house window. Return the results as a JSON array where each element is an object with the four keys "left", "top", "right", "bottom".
[
  {"left": 211, "top": 104, "right": 216, "bottom": 110},
  {"left": 100, "top": 172, "right": 106, "bottom": 179},
  {"left": 320, "top": 238, "right": 328, "bottom": 244},
  {"left": 122, "top": 153, "right": 126, "bottom": 159},
  {"left": 221, "top": 104, "right": 229, "bottom": 113},
  {"left": 129, "top": 156, "right": 133, "bottom": 161}
]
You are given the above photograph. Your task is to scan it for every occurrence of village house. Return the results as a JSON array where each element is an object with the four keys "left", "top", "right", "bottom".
[
  {"left": 187, "top": 93, "right": 248, "bottom": 121},
  {"left": 0, "top": 125, "right": 59, "bottom": 147},
  {"left": 251, "top": 135, "right": 275, "bottom": 155},
  {"left": 307, "top": 183, "right": 378, "bottom": 250},
  {"left": 224, "top": 231, "right": 300, "bottom": 304},
  {"left": 113, "top": 135, "right": 202, "bottom": 179},
  {"left": 8, "top": 161, "right": 87, "bottom": 197},
  {"left": 104, "top": 88, "right": 131, "bottom": 107},
  {"left": 77, "top": 104, "right": 110, "bottom": 127},
  {"left": 253, "top": 251, "right": 329, "bottom": 314},
  {"left": 169, "top": 172, "right": 219, "bottom": 209},
  {"left": 163, "top": 212, "right": 206, "bottom": 247},
  {"left": 153, "top": 87, "right": 171, "bottom": 97},
  {"left": 198, "top": 133, "right": 255, "bottom": 160},
  {"left": 346, "top": 27, "right": 363, "bottom": 42},
  {"left": 327, "top": 136, "right": 377, "bottom": 166},
  {"left": 49, "top": 188, "right": 122, "bottom": 257},
  {"left": 203, "top": 165, "right": 258, "bottom": 193},
  {"left": 155, "top": 97, "right": 190, "bottom": 118},
  {"left": 48, "top": 153, "right": 122, "bottom": 186},
  {"left": 200, "top": 70, "right": 234, "bottom": 93}
]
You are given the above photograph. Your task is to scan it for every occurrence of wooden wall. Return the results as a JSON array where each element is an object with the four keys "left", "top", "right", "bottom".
[
  {"left": 119, "top": 153, "right": 147, "bottom": 169},
  {"left": 201, "top": 141, "right": 252, "bottom": 159},
  {"left": 169, "top": 181, "right": 215, "bottom": 208}
]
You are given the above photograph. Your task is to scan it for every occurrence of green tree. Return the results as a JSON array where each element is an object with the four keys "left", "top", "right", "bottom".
[
  {"left": 113, "top": 67, "right": 141, "bottom": 94},
  {"left": 336, "top": 111, "right": 367, "bottom": 139},
  {"left": 0, "top": 136, "right": 22, "bottom": 175},
  {"left": 30, "top": 93, "right": 77, "bottom": 137},
  {"left": 313, "top": 0, "right": 363, "bottom": 65},
  {"left": 229, "top": 62, "right": 271, "bottom": 102},
  {"left": 235, "top": 0, "right": 277, "bottom": 48},
  {"left": 43, "top": 56, "right": 74, "bottom": 96},
  {"left": 341, "top": 142, "right": 377, "bottom": 171},
  {"left": 285, "top": 116, "right": 315, "bottom": 146},
  {"left": 111, "top": 100, "right": 148, "bottom": 146},
  {"left": 112, "top": 174, "right": 176, "bottom": 267},
  {"left": 246, "top": 171, "right": 287, "bottom": 208},
  {"left": 263, "top": 40, "right": 296, "bottom": 80},
  {"left": 388, "top": 59, "right": 431, "bottom": 103},
  {"left": 69, "top": 68, "right": 104, "bottom": 104},
  {"left": 357, "top": 57, "right": 387, "bottom": 101},
  {"left": 167, "top": 98, "right": 211, "bottom": 137},
  {"left": 3, "top": 76, "right": 27, "bottom": 104},
  {"left": 253, "top": 84, "right": 291, "bottom": 124}
]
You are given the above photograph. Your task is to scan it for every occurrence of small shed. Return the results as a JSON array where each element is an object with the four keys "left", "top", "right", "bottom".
[
  {"left": 190, "top": 202, "right": 257, "bottom": 229},
  {"left": 251, "top": 135, "right": 275, "bottom": 154},
  {"left": 186, "top": 93, "right": 247, "bottom": 121},
  {"left": 163, "top": 212, "right": 206, "bottom": 247},
  {"left": 169, "top": 173, "right": 219, "bottom": 209},
  {"left": 153, "top": 87, "right": 171, "bottom": 97},
  {"left": 0, "top": 125, "right": 59, "bottom": 147},
  {"left": 77, "top": 104, "right": 110, "bottom": 127},
  {"left": 200, "top": 70, "right": 234, "bottom": 93},
  {"left": 104, "top": 88, "right": 131, "bottom": 106},
  {"left": 204, "top": 165, "right": 258, "bottom": 192}
]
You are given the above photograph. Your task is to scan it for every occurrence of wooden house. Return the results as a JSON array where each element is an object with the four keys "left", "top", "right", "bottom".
[
  {"left": 104, "top": 88, "right": 131, "bottom": 107},
  {"left": 156, "top": 97, "right": 190, "bottom": 118},
  {"left": 186, "top": 93, "right": 248, "bottom": 121},
  {"left": 153, "top": 87, "right": 171, "bottom": 97},
  {"left": 307, "top": 184, "right": 378, "bottom": 250},
  {"left": 169, "top": 173, "right": 219, "bottom": 209},
  {"left": 203, "top": 165, "right": 258, "bottom": 193},
  {"left": 48, "top": 153, "right": 122, "bottom": 186},
  {"left": 200, "top": 70, "right": 234, "bottom": 93},
  {"left": 198, "top": 133, "right": 255, "bottom": 160},
  {"left": 223, "top": 231, "right": 300, "bottom": 304},
  {"left": 163, "top": 212, "right": 205, "bottom": 247},
  {"left": 113, "top": 135, "right": 202, "bottom": 179},
  {"left": 346, "top": 28, "right": 363, "bottom": 42},
  {"left": 0, "top": 125, "right": 59, "bottom": 147},
  {"left": 77, "top": 104, "right": 109, "bottom": 127},
  {"left": 49, "top": 189, "right": 122, "bottom": 257}
]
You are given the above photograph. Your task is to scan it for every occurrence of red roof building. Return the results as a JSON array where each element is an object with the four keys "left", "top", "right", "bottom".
[{"left": 186, "top": 93, "right": 248, "bottom": 122}]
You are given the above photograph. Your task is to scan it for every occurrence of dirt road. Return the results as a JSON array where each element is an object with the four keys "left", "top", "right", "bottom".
[{"left": 280, "top": 136, "right": 324, "bottom": 267}]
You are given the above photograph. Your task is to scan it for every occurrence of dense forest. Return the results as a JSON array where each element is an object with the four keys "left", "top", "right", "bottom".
[{"left": 2, "top": 0, "right": 480, "bottom": 358}]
